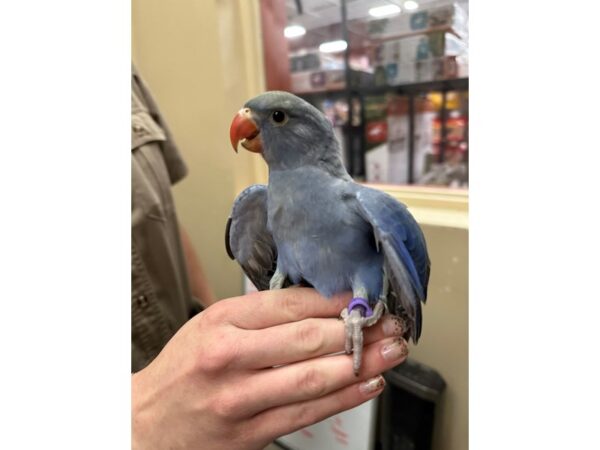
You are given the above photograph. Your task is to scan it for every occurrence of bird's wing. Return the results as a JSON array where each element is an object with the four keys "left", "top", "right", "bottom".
[
  {"left": 354, "top": 186, "right": 430, "bottom": 343},
  {"left": 226, "top": 184, "right": 277, "bottom": 291}
]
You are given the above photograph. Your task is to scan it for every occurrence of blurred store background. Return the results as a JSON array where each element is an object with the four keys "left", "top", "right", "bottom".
[{"left": 261, "top": 0, "right": 468, "bottom": 188}]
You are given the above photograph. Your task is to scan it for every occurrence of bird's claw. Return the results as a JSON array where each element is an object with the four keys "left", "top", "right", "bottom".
[
  {"left": 341, "top": 301, "right": 385, "bottom": 376},
  {"left": 269, "top": 270, "right": 286, "bottom": 290}
]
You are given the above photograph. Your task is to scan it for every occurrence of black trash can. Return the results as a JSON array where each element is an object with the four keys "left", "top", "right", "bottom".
[{"left": 376, "top": 358, "right": 446, "bottom": 450}]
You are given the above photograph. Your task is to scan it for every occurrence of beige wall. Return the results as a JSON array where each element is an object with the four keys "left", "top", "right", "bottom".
[
  {"left": 385, "top": 187, "right": 468, "bottom": 450},
  {"left": 132, "top": 0, "right": 266, "bottom": 300},
  {"left": 409, "top": 224, "right": 468, "bottom": 450}
]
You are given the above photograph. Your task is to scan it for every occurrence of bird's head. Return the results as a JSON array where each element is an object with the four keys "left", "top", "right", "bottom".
[{"left": 230, "top": 91, "right": 343, "bottom": 171}]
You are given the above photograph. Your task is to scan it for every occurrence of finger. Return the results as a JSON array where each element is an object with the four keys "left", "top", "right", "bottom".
[
  {"left": 234, "top": 314, "right": 406, "bottom": 369},
  {"left": 222, "top": 288, "right": 352, "bottom": 330},
  {"left": 249, "top": 374, "right": 386, "bottom": 442},
  {"left": 232, "top": 336, "right": 407, "bottom": 418}
]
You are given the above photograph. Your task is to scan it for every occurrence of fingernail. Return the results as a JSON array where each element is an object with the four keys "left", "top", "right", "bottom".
[
  {"left": 359, "top": 375, "right": 386, "bottom": 395},
  {"left": 382, "top": 315, "right": 404, "bottom": 337},
  {"left": 381, "top": 338, "right": 409, "bottom": 361}
]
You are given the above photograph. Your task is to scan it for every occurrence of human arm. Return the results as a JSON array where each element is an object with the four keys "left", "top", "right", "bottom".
[{"left": 132, "top": 288, "right": 409, "bottom": 450}]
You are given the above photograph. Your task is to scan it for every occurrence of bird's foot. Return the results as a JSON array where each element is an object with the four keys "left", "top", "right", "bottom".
[
  {"left": 269, "top": 270, "right": 286, "bottom": 290},
  {"left": 340, "top": 299, "right": 385, "bottom": 376}
]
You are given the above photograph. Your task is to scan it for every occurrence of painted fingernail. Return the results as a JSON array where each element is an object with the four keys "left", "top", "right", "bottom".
[
  {"left": 382, "top": 315, "right": 404, "bottom": 337},
  {"left": 359, "top": 375, "right": 386, "bottom": 395},
  {"left": 381, "top": 338, "right": 409, "bottom": 361}
]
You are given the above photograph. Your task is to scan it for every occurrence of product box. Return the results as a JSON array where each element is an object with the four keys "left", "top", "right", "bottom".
[
  {"left": 364, "top": 95, "right": 440, "bottom": 184},
  {"left": 376, "top": 38, "right": 422, "bottom": 85},
  {"left": 385, "top": 96, "right": 436, "bottom": 183},
  {"left": 413, "top": 107, "right": 437, "bottom": 180},
  {"left": 398, "top": 35, "right": 431, "bottom": 63},
  {"left": 374, "top": 64, "right": 387, "bottom": 86},
  {"left": 291, "top": 69, "right": 373, "bottom": 94},
  {"left": 325, "top": 70, "right": 346, "bottom": 90},
  {"left": 365, "top": 96, "right": 411, "bottom": 184},
  {"left": 321, "top": 99, "right": 349, "bottom": 127},
  {"left": 363, "top": 95, "right": 388, "bottom": 146},
  {"left": 289, "top": 53, "right": 321, "bottom": 73},
  {"left": 291, "top": 71, "right": 318, "bottom": 93},
  {"left": 392, "top": 32, "right": 467, "bottom": 63},
  {"left": 387, "top": 117, "right": 409, "bottom": 184},
  {"left": 427, "top": 31, "right": 467, "bottom": 58},
  {"left": 367, "top": 12, "right": 413, "bottom": 40},
  {"left": 366, "top": 4, "right": 469, "bottom": 86},
  {"left": 456, "top": 54, "right": 469, "bottom": 78},
  {"left": 348, "top": 69, "right": 375, "bottom": 89},
  {"left": 365, "top": 143, "right": 390, "bottom": 183},
  {"left": 416, "top": 55, "right": 462, "bottom": 82},
  {"left": 384, "top": 61, "right": 416, "bottom": 85},
  {"left": 367, "top": 2, "right": 468, "bottom": 40},
  {"left": 432, "top": 114, "right": 467, "bottom": 148},
  {"left": 428, "top": 3, "right": 468, "bottom": 38},
  {"left": 371, "top": 30, "right": 467, "bottom": 85}
]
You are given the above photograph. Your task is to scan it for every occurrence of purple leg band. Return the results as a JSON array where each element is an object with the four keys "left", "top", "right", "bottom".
[{"left": 348, "top": 297, "right": 373, "bottom": 317}]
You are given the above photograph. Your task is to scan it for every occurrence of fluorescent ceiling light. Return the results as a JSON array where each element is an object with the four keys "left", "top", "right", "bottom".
[
  {"left": 368, "top": 4, "right": 401, "bottom": 18},
  {"left": 404, "top": 1, "right": 419, "bottom": 11},
  {"left": 284, "top": 25, "right": 306, "bottom": 38},
  {"left": 319, "top": 40, "right": 348, "bottom": 53}
]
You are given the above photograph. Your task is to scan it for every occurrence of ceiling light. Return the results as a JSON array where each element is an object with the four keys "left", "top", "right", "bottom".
[
  {"left": 284, "top": 25, "right": 306, "bottom": 39},
  {"left": 368, "top": 4, "right": 401, "bottom": 18},
  {"left": 403, "top": 1, "right": 419, "bottom": 11},
  {"left": 319, "top": 40, "right": 348, "bottom": 53}
]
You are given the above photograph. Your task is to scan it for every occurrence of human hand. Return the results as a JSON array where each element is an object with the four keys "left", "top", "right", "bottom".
[{"left": 132, "top": 288, "right": 409, "bottom": 450}]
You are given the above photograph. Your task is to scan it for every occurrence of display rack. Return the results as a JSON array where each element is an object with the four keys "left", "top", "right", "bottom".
[
  {"left": 293, "top": 0, "right": 469, "bottom": 185},
  {"left": 298, "top": 77, "right": 469, "bottom": 181}
]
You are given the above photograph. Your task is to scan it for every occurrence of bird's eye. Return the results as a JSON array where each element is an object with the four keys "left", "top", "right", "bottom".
[{"left": 271, "top": 110, "right": 287, "bottom": 124}]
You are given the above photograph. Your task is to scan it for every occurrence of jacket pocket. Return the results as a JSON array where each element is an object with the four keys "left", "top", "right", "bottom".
[
  {"left": 132, "top": 110, "right": 166, "bottom": 149},
  {"left": 132, "top": 111, "right": 174, "bottom": 223}
]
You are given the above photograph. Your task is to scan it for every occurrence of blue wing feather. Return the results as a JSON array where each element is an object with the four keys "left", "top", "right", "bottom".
[{"left": 354, "top": 186, "right": 430, "bottom": 341}]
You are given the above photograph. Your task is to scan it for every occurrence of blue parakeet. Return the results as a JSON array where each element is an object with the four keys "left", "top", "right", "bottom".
[{"left": 226, "top": 91, "right": 430, "bottom": 375}]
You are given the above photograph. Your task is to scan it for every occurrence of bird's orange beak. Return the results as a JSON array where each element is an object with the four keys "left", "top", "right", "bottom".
[{"left": 230, "top": 108, "right": 262, "bottom": 153}]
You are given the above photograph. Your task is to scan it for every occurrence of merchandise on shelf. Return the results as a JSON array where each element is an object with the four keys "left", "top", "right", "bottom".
[
  {"left": 320, "top": 99, "right": 349, "bottom": 127},
  {"left": 291, "top": 68, "right": 374, "bottom": 94},
  {"left": 289, "top": 49, "right": 374, "bottom": 93},
  {"left": 281, "top": 1, "right": 468, "bottom": 185},
  {"left": 367, "top": 2, "right": 468, "bottom": 40},
  {"left": 289, "top": 51, "right": 344, "bottom": 73},
  {"left": 365, "top": 143, "right": 390, "bottom": 183},
  {"left": 386, "top": 96, "right": 410, "bottom": 184},
  {"left": 364, "top": 95, "right": 390, "bottom": 183},
  {"left": 364, "top": 95, "right": 388, "bottom": 146},
  {"left": 372, "top": 31, "right": 468, "bottom": 86},
  {"left": 413, "top": 98, "right": 437, "bottom": 181},
  {"left": 290, "top": 52, "right": 322, "bottom": 72},
  {"left": 416, "top": 55, "right": 466, "bottom": 83},
  {"left": 419, "top": 105, "right": 468, "bottom": 188},
  {"left": 365, "top": 95, "right": 437, "bottom": 185}
]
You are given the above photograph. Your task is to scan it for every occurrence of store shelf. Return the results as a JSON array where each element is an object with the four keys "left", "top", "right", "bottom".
[
  {"left": 361, "top": 77, "right": 469, "bottom": 96},
  {"left": 283, "top": 0, "right": 469, "bottom": 185},
  {"left": 294, "top": 88, "right": 346, "bottom": 101},
  {"left": 295, "top": 77, "right": 469, "bottom": 102}
]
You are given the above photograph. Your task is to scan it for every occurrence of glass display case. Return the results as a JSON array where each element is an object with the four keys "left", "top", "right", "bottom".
[{"left": 260, "top": 0, "right": 469, "bottom": 188}]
